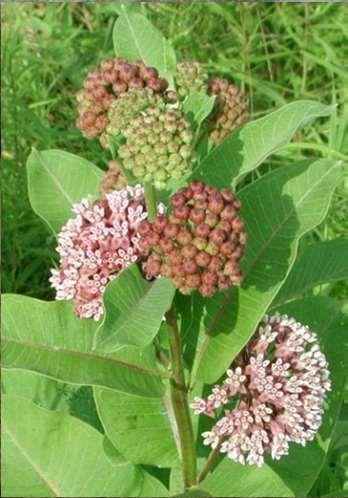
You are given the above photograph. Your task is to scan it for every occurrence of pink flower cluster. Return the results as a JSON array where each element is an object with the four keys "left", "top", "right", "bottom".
[
  {"left": 49, "top": 186, "right": 147, "bottom": 321},
  {"left": 191, "top": 313, "right": 330, "bottom": 467}
]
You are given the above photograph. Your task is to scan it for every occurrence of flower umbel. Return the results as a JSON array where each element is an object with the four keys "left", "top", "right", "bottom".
[
  {"left": 139, "top": 181, "right": 246, "bottom": 296},
  {"left": 49, "top": 186, "right": 147, "bottom": 320},
  {"left": 191, "top": 314, "right": 331, "bottom": 466}
]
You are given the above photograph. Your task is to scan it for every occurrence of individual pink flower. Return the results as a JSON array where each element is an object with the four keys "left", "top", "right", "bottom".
[
  {"left": 191, "top": 313, "right": 331, "bottom": 467},
  {"left": 49, "top": 186, "right": 147, "bottom": 320}
]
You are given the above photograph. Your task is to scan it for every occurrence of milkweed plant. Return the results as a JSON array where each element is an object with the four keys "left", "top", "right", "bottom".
[{"left": 2, "top": 9, "right": 346, "bottom": 498}]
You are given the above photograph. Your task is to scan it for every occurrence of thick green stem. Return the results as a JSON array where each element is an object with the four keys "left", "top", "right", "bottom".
[
  {"left": 166, "top": 306, "right": 197, "bottom": 489},
  {"left": 144, "top": 182, "right": 157, "bottom": 222}
]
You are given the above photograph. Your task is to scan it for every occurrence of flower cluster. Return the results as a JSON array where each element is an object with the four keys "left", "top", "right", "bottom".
[
  {"left": 139, "top": 181, "right": 246, "bottom": 297},
  {"left": 49, "top": 186, "right": 147, "bottom": 321},
  {"left": 100, "top": 88, "right": 162, "bottom": 148},
  {"left": 175, "top": 61, "right": 208, "bottom": 98},
  {"left": 118, "top": 105, "right": 194, "bottom": 189},
  {"left": 208, "top": 77, "right": 249, "bottom": 144},
  {"left": 76, "top": 58, "right": 168, "bottom": 141},
  {"left": 99, "top": 160, "right": 127, "bottom": 195},
  {"left": 191, "top": 314, "right": 331, "bottom": 466}
]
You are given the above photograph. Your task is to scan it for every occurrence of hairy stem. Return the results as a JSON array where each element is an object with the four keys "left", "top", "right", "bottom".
[
  {"left": 166, "top": 305, "right": 197, "bottom": 489},
  {"left": 144, "top": 182, "right": 157, "bottom": 222}
]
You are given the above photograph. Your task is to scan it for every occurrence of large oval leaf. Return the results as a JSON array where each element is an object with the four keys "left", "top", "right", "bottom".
[
  {"left": 94, "top": 387, "right": 179, "bottom": 468},
  {"left": 113, "top": 8, "right": 176, "bottom": 84},
  {"left": 273, "top": 238, "right": 348, "bottom": 307},
  {"left": 1, "top": 395, "right": 143, "bottom": 497},
  {"left": 27, "top": 149, "right": 103, "bottom": 233},
  {"left": 201, "top": 297, "right": 347, "bottom": 497},
  {"left": 95, "top": 264, "right": 175, "bottom": 351},
  {"left": 1, "top": 294, "right": 165, "bottom": 397},
  {"left": 191, "top": 100, "right": 333, "bottom": 188},
  {"left": 190, "top": 159, "right": 341, "bottom": 385}
]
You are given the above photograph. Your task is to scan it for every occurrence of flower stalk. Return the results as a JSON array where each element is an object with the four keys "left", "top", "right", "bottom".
[
  {"left": 166, "top": 305, "right": 197, "bottom": 489},
  {"left": 144, "top": 182, "right": 157, "bottom": 222}
]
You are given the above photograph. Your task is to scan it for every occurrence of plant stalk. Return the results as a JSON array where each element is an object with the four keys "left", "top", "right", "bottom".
[
  {"left": 197, "top": 441, "right": 222, "bottom": 483},
  {"left": 144, "top": 182, "right": 157, "bottom": 222},
  {"left": 166, "top": 305, "right": 197, "bottom": 489}
]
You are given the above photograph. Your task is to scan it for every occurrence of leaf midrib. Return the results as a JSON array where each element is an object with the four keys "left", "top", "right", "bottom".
[
  {"left": 3, "top": 421, "right": 60, "bottom": 497},
  {"left": 3, "top": 337, "right": 169, "bottom": 379}
]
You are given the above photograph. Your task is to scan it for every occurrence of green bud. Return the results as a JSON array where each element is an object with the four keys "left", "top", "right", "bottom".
[
  {"left": 179, "top": 145, "right": 192, "bottom": 159},
  {"left": 169, "top": 153, "right": 182, "bottom": 165},
  {"left": 154, "top": 169, "right": 167, "bottom": 182},
  {"left": 167, "top": 140, "right": 179, "bottom": 153},
  {"left": 180, "top": 129, "right": 193, "bottom": 144},
  {"left": 146, "top": 162, "right": 158, "bottom": 173},
  {"left": 147, "top": 133, "right": 158, "bottom": 145},
  {"left": 118, "top": 145, "right": 131, "bottom": 159},
  {"left": 133, "top": 165, "right": 146, "bottom": 177},
  {"left": 135, "top": 153, "right": 146, "bottom": 166},
  {"left": 140, "top": 144, "right": 152, "bottom": 155},
  {"left": 154, "top": 143, "right": 167, "bottom": 156},
  {"left": 123, "top": 158, "right": 135, "bottom": 170}
]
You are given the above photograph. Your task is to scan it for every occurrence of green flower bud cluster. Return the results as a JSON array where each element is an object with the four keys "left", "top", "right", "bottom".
[
  {"left": 118, "top": 105, "right": 195, "bottom": 189},
  {"left": 175, "top": 61, "right": 208, "bottom": 98},
  {"left": 100, "top": 88, "right": 161, "bottom": 148}
]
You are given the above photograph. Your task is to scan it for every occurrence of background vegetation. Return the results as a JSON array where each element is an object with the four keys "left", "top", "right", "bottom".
[{"left": 1, "top": 3, "right": 347, "bottom": 496}]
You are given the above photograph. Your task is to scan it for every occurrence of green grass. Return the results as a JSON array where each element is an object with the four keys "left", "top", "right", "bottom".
[{"left": 1, "top": 3, "right": 347, "bottom": 496}]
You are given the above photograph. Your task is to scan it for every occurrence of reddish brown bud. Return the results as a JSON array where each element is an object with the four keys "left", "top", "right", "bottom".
[
  {"left": 177, "top": 229, "right": 192, "bottom": 246},
  {"left": 199, "top": 284, "right": 215, "bottom": 297},
  {"left": 186, "top": 274, "right": 201, "bottom": 288},
  {"left": 195, "top": 223, "right": 210, "bottom": 238},
  {"left": 231, "top": 217, "right": 244, "bottom": 231},
  {"left": 220, "top": 188, "right": 235, "bottom": 202},
  {"left": 182, "top": 244, "right": 198, "bottom": 259},
  {"left": 168, "top": 250, "right": 183, "bottom": 266},
  {"left": 173, "top": 205, "right": 190, "bottom": 220},
  {"left": 138, "top": 221, "right": 152, "bottom": 236},
  {"left": 201, "top": 271, "right": 218, "bottom": 286},
  {"left": 153, "top": 215, "right": 168, "bottom": 233},
  {"left": 208, "top": 193, "right": 224, "bottom": 214},
  {"left": 171, "top": 193, "right": 186, "bottom": 208},
  {"left": 183, "top": 260, "right": 198, "bottom": 275},
  {"left": 220, "top": 241, "right": 235, "bottom": 256},
  {"left": 209, "top": 228, "right": 226, "bottom": 246},
  {"left": 164, "top": 223, "right": 180, "bottom": 238},
  {"left": 220, "top": 205, "right": 236, "bottom": 221},
  {"left": 208, "top": 256, "right": 223, "bottom": 272},
  {"left": 195, "top": 251, "right": 211, "bottom": 267},
  {"left": 148, "top": 232, "right": 160, "bottom": 246},
  {"left": 146, "top": 259, "right": 161, "bottom": 276},
  {"left": 190, "top": 208, "right": 205, "bottom": 224},
  {"left": 159, "top": 238, "right": 175, "bottom": 254}
]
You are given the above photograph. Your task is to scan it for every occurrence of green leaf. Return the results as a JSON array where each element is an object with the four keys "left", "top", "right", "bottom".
[
  {"left": 94, "top": 386, "right": 179, "bottom": 467},
  {"left": 190, "top": 159, "right": 341, "bottom": 385},
  {"left": 1, "top": 294, "right": 165, "bottom": 397},
  {"left": 113, "top": 10, "right": 176, "bottom": 84},
  {"left": 1, "top": 370, "right": 104, "bottom": 432},
  {"left": 1, "top": 395, "right": 143, "bottom": 497},
  {"left": 1, "top": 369, "right": 71, "bottom": 412},
  {"left": 27, "top": 149, "right": 103, "bottom": 233},
  {"left": 139, "top": 471, "right": 170, "bottom": 497},
  {"left": 183, "top": 93, "right": 216, "bottom": 129},
  {"left": 103, "top": 436, "right": 170, "bottom": 497},
  {"left": 95, "top": 264, "right": 175, "bottom": 351},
  {"left": 201, "top": 297, "right": 347, "bottom": 497},
  {"left": 273, "top": 238, "right": 348, "bottom": 306},
  {"left": 191, "top": 100, "right": 333, "bottom": 188}
]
